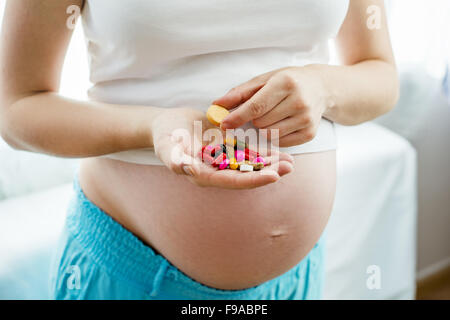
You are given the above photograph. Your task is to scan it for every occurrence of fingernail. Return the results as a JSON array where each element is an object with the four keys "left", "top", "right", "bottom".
[{"left": 183, "top": 166, "right": 194, "bottom": 176}]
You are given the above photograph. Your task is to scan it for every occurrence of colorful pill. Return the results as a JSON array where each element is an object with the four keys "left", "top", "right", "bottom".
[
  {"left": 213, "top": 153, "right": 227, "bottom": 167},
  {"left": 246, "top": 149, "right": 260, "bottom": 162},
  {"left": 254, "top": 156, "right": 266, "bottom": 165},
  {"left": 202, "top": 153, "right": 215, "bottom": 165},
  {"left": 245, "top": 148, "right": 259, "bottom": 157},
  {"left": 239, "top": 163, "right": 254, "bottom": 172},
  {"left": 229, "top": 158, "right": 239, "bottom": 170},
  {"left": 212, "top": 145, "right": 222, "bottom": 157},
  {"left": 245, "top": 160, "right": 264, "bottom": 171},
  {"left": 219, "top": 158, "right": 230, "bottom": 170},
  {"left": 225, "top": 137, "right": 237, "bottom": 146},
  {"left": 206, "top": 104, "right": 230, "bottom": 127},
  {"left": 252, "top": 162, "right": 264, "bottom": 171},
  {"left": 235, "top": 150, "right": 245, "bottom": 162},
  {"left": 201, "top": 145, "right": 212, "bottom": 157}
]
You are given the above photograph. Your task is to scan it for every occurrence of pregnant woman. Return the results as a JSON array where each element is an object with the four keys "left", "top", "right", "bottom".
[{"left": 0, "top": 0, "right": 398, "bottom": 299}]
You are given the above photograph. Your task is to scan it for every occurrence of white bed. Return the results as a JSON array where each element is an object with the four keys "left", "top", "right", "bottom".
[
  {"left": 324, "top": 123, "right": 417, "bottom": 299},
  {"left": 0, "top": 122, "right": 417, "bottom": 299}
]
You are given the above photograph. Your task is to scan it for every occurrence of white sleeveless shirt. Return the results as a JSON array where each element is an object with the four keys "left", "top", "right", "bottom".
[{"left": 81, "top": 0, "right": 349, "bottom": 165}]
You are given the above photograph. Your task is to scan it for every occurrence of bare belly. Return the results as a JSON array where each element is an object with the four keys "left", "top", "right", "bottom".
[{"left": 79, "top": 151, "right": 336, "bottom": 290}]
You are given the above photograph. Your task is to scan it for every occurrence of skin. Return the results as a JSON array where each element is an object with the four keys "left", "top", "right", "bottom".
[{"left": 0, "top": 0, "right": 398, "bottom": 290}]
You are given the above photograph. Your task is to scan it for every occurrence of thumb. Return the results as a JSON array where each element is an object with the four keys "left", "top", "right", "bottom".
[{"left": 154, "top": 128, "right": 195, "bottom": 175}]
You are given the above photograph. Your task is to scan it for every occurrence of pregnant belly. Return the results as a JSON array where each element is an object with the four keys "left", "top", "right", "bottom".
[{"left": 79, "top": 151, "right": 336, "bottom": 290}]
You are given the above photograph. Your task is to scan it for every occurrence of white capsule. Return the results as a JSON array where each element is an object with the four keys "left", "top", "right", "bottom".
[{"left": 239, "top": 164, "right": 254, "bottom": 172}]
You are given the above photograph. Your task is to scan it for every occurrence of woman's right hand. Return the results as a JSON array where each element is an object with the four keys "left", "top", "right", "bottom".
[{"left": 151, "top": 108, "right": 295, "bottom": 189}]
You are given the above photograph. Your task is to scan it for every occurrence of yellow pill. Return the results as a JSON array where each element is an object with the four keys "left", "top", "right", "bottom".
[
  {"left": 206, "top": 104, "right": 229, "bottom": 127},
  {"left": 229, "top": 158, "right": 239, "bottom": 170},
  {"left": 225, "top": 137, "right": 237, "bottom": 146}
]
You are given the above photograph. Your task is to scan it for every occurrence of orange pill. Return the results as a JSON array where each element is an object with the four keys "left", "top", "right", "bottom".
[
  {"left": 229, "top": 158, "right": 239, "bottom": 170},
  {"left": 206, "top": 104, "right": 229, "bottom": 127}
]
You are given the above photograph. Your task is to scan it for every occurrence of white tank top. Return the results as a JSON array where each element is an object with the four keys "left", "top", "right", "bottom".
[{"left": 81, "top": 0, "right": 349, "bottom": 165}]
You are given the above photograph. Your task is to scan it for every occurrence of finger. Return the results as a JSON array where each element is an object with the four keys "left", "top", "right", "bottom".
[
  {"left": 220, "top": 78, "right": 289, "bottom": 130},
  {"left": 263, "top": 160, "right": 294, "bottom": 178},
  {"left": 252, "top": 94, "right": 301, "bottom": 128},
  {"left": 220, "top": 79, "right": 288, "bottom": 129},
  {"left": 279, "top": 161, "right": 295, "bottom": 176},
  {"left": 154, "top": 135, "right": 196, "bottom": 176},
  {"left": 263, "top": 153, "right": 295, "bottom": 165},
  {"left": 210, "top": 170, "right": 280, "bottom": 189},
  {"left": 188, "top": 157, "right": 294, "bottom": 189},
  {"left": 187, "top": 159, "right": 277, "bottom": 189},
  {"left": 212, "top": 71, "right": 274, "bottom": 109},
  {"left": 260, "top": 116, "right": 309, "bottom": 140},
  {"left": 186, "top": 162, "right": 267, "bottom": 189},
  {"left": 278, "top": 127, "right": 317, "bottom": 148}
]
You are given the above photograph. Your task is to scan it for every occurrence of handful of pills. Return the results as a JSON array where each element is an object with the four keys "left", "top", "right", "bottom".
[
  {"left": 199, "top": 139, "right": 266, "bottom": 172},
  {"left": 204, "top": 104, "right": 266, "bottom": 172}
]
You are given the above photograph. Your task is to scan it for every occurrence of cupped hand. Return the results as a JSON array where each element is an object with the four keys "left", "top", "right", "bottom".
[
  {"left": 151, "top": 108, "right": 295, "bottom": 189},
  {"left": 213, "top": 66, "right": 333, "bottom": 147}
]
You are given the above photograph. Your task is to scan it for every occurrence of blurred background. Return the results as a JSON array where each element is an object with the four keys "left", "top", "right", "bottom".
[{"left": 0, "top": 0, "right": 449, "bottom": 299}]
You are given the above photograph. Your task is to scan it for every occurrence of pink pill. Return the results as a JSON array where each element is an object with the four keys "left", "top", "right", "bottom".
[
  {"left": 254, "top": 156, "right": 266, "bottom": 165},
  {"left": 235, "top": 150, "right": 245, "bottom": 162},
  {"left": 219, "top": 158, "right": 230, "bottom": 170}
]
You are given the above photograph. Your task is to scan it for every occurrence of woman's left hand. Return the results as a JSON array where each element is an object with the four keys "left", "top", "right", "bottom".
[{"left": 213, "top": 66, "right": 333, "bottom": 147}]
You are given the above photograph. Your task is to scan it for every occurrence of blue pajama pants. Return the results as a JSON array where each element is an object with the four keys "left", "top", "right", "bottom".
[{"left": 49, "top": 176, "right": 326, "bottom": 300}]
